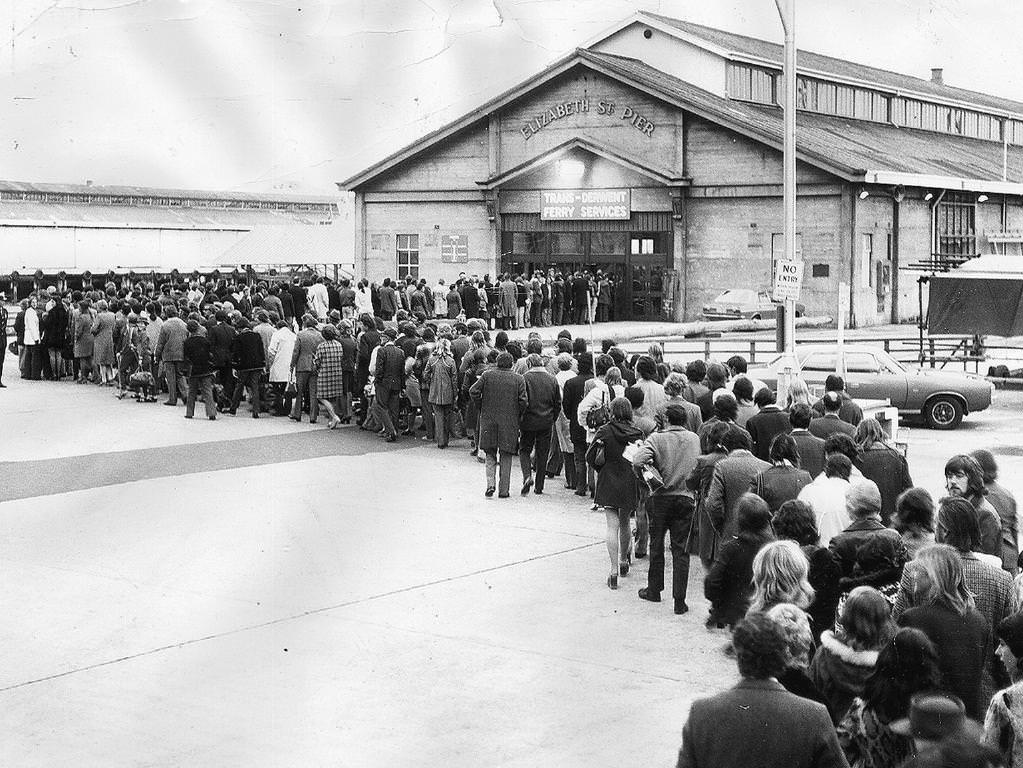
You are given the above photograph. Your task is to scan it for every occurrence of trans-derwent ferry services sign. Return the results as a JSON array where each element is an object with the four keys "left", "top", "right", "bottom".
[{"left": 540, "top": 189, "right": 631, "bottom": 221}]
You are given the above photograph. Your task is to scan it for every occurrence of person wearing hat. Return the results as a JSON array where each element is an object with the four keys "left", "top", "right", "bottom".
[
  {"left": 981, "top": 613, "right": 1023, "bottom": 767},
  {"left": 891, "top": 693, "right": 985, "bottom": 763}
]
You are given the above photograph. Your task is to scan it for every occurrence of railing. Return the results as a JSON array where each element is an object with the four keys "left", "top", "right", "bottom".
[{"left": 621, "top": 333, "right": 1014, "bottom": 374}]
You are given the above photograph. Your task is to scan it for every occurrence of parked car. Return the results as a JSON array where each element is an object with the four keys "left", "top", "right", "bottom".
[
  {"left": 747, "top": 344, "right": 994, "bottom": 430},
  {"left": 702, "top": 289, "right": 805, "bottom": 321}
]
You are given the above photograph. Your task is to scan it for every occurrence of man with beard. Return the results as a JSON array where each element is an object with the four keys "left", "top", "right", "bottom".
[{"left": 945, "top": 454, "right": 1002, "bottom": 561}]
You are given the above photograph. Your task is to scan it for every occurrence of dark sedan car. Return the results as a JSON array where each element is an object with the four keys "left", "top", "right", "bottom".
[{"left": 747, "top": 344, "right": 994, "bottom": 429}]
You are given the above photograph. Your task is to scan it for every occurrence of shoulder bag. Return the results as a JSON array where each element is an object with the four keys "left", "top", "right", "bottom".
[{"left": 585, "top": 390, "right": 610, "bottom": 431}]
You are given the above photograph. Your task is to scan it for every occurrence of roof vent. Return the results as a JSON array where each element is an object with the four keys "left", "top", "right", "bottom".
[{"left": 930, "top": 67, "right": 943, "bottom": 85}]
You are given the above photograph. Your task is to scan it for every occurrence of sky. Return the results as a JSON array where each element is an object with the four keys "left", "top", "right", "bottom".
[{"left": 1, "top": 0, "right": 1021, "bottom": 196}]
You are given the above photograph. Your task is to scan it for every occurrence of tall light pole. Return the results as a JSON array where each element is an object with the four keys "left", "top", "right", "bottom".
[{"left": 774, "top": 0, "right": 798, "bottom": 400}]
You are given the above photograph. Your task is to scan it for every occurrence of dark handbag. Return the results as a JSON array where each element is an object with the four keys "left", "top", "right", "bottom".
[
  {"left": 285, "top": 374, "right": 297, "bottom": 396},
  {"left": 7, "top": 340, "right": 17, "bottom": 356},
  {"left": 585, "top": 390, "right": 610, "bottom": 431},
  {"left": 586, "top": 438, "right": 606, "bottom": 470}
]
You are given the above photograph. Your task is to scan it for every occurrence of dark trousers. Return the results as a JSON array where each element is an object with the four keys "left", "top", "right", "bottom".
[
  {"left": 432, "top": 403, "right": 454, "bottom": 447},
  {"left": 374, "top": 384, "right": 400, "bottom": 437},
  {"left": 530, "top": 302, "right": 542, "bottom": 327},
  {"left": 163, "top": 360, "right": 188, "bottom": 403},
  {"left": 597, "top": 304, "right": 610, "bottom": 323},
  {"left": 0, "top": 342, "right": 5, "bottom": 382},
  {"left": 186, "top": 375, "right": 217, "bottom": 419},
  {"left": 231, "top": 369, "right": 262, "bottom": 414},
  {"left": 546, "top": 439, "right": 563, "bottom": 476},
  {"left": 646, "top": 494, "right": 695, "bottom": 605},
  {"left": 552, "top": 303, "right": 563, "bottom": 326},
  {"left": 216, "top": 364, "right": 235, "bottom": 404},
  {"left": 519, "top": 426, "right": 552, "bottom": 492},
  {"left": 575, "top": 305, "right": 588, "bottom": 325},
  {"left": 572, "top": 438, "right": 589, "bottom": 493}
]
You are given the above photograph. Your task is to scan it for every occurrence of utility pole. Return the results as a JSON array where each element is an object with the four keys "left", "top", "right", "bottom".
[{"left": 774, "top": 0, "right": 798, "bottom": 401}]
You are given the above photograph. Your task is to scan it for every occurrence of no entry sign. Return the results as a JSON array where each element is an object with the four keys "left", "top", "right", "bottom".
[{"left": 773, "top": 259, "right": 804, "bottom": 302}]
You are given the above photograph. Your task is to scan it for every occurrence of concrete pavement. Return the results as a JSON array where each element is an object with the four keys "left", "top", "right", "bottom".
[{"left": 3, "top": 346, "right": 1023, "bottom": 766}]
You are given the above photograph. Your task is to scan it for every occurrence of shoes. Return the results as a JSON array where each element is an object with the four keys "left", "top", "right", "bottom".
[
  {"left": 252, "top": 412, "right": 259, "bottom": 419},
  {"left": 619, "top": 563, "right": 630, "bottom": 577},
  {"left": 521, "top": 477, "right": 533, "bottom": 495},
  {"left": 607, "top": 574, "right": 618, "bottom": 590},
  {"left": 228, "top": 409, "right": 237, "bottom": 416},
  {"left": 385, "top": 435, "right": 397, "bottom": 443},
  {"left": 638, "top": 588, "right": 660, "bottom": 603},
  {"left": 327, "top": 419, "right": 340, "bottom": 429},
  {"left": 208, "top": 415, "right": 217, "bottom": 421},
  {"left": 0, "top": 382, "right": 6, "bottom": 387},
  {"left": 565, "top": 483, "right": 576, "bottom": 490},
  {"left": 634, "top": 551, "right": 647, "bottom": 560},
  {"left": 184, "top": 415, "right": 193, "bottom": 419},
  {"left": 163, "top": 401, "right": 176, "bottom": 406},
  {"left": 533, "top": 487, "right": 543, "bottom": 495},
  {"left": 498, "top": 492, "right": 510, "bottom": 498},
  {"left": 309, "top": 420, "right": 317, "bottom": 425},
  {"left": 485, "top": 487, "right": 496, "bottom": 497},
  {"left": 574, "top": 488, "right": 588, "bottom": 497},
  {"left": 674, "top": 601, "right": 689, "bottom": 615}
]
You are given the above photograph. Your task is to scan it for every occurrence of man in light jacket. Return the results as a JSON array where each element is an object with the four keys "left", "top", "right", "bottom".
[{"left": 633, "top": 404, "right": 701, "bottom": 614}]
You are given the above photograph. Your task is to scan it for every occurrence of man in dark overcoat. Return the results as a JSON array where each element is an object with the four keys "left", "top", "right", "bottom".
[{"left": 470, "top": 351, "right": 527, "bottom": 498}]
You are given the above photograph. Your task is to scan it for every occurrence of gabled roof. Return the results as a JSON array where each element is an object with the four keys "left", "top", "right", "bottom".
[
  {"left": 477, "top": 136, "right": 688, "bottom": 189},
  {"left": 341, "top": 44, "right": 1023, "bottom": 194},
  {"left": 633, "top": 12, "right": 1023, "bottom": 116}
]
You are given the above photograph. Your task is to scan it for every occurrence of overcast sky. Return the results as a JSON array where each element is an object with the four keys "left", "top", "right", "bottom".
[{"left": 1, "top": 0, "right": 1020, "bottom": 195}]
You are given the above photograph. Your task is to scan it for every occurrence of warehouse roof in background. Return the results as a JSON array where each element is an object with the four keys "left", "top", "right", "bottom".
[
  {"left": 0, "top": 180, "right": 339, "bottom": 207},
  {"left": 585, "top": 49, "right": 1023, "bottom": 185},
  {"left": 640, "top": 12, "right": 1023, "bottom": 115}
]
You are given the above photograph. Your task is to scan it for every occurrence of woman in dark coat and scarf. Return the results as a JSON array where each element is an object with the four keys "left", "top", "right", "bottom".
[{"left": 588, "top": 396, "right": 644, "bottom": 590}]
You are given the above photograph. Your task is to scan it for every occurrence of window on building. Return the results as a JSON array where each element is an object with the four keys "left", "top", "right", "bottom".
[
  {"left": 936, "top": 193, "right": 976, "bottom": 263},
  {"left": 727, "top": 62, "right": 777, "bottom": 104},
  {"left": 396, "top": 234, "right": 420, "bottom": 280}
]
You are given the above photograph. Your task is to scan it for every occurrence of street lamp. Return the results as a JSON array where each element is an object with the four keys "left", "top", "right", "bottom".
[{"left": 774, "top": 0, "right": 799, "bottom": 403}]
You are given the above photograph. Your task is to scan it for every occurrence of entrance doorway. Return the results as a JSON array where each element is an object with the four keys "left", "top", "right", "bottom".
[{"left": 499, "top": 221, "right": 671, "bottom": 321}]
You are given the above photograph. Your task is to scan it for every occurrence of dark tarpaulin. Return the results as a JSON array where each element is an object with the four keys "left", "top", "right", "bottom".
[{"left": 928, "top": 274, "right": 1023, "bottom": 335}]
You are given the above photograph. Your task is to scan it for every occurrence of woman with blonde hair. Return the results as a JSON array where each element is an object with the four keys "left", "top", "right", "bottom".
[
  {"left": 898, "top": 543, "right": 991, "bottom": 719},
  {"left": 749, "top": 539, "right": 815, "bottom": 614},
  {"left": 767, "top": 602, "right": 828, "bottom": 707},
  {"left": 810, "top": 586, "right": 897, "bottom": 724},
  {"left": 785, "top": 375, "right": 813, "bottom": 410}
]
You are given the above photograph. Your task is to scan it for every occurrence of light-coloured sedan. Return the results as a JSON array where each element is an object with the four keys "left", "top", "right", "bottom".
[
  {"left": 748, "top": 343, "right": 994, "bottom": 430},
  {"left": 702, "top": 289, "right": 805, "bottom": 321}
]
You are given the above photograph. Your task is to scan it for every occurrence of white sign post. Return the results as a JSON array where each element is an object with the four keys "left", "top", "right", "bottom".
[{"left": 773, "top": 259, "right": 804, "bottom": 302}]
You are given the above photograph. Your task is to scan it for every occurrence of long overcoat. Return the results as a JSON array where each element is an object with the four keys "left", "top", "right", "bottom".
[{"left": 470, "top": 367, "right": 526, "bottom": 454}]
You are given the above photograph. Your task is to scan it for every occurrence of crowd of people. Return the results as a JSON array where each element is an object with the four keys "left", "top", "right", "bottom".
[{"left": 4, "top": 274, "right": 1023, "bottom": 767}]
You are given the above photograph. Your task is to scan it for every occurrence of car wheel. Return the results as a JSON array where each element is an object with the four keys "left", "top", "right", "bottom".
[{"left": 924, "top": 396, "right": 963, "bottom": 430}]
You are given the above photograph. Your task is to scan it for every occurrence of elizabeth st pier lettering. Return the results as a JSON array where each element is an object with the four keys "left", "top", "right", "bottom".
[{"left": 520, "top": 98, "right": 656, "bottom": 140}]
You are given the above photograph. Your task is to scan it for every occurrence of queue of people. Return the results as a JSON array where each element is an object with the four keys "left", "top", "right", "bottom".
[{"left": 6, "top": 276, "right": 1023, "bottom": 767}]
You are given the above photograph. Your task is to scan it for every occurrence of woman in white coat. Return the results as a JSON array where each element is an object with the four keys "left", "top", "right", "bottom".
[
  {"left": 266, "top": 319, "right": 297, "bottom": 416},
  {"left": 354, "top": 279, "right": 374, "bottom": 317}
]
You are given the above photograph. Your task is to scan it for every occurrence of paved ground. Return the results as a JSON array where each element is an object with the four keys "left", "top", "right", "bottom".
[{"left": 2, "top": 340, "right": 1023, "bottom": 766}]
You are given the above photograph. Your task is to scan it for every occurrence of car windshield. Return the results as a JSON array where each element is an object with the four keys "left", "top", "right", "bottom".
[{"left": 716, "top": 289, "right": 756, "bottom": 303}]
